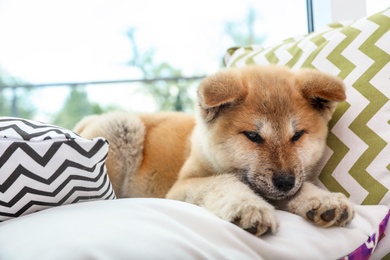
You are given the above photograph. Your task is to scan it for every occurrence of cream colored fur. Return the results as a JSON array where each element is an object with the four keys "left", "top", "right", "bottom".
[
  {"left": 74, "top": 112, "right": 145, "bottom": 197},
  {"left": 74, "top": 65, "right": 354, "bottom": 236}
]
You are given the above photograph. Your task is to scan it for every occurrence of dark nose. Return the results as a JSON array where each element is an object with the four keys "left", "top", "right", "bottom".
[{"left": 272, "top": 175, "right": 295, "bottom": 192}]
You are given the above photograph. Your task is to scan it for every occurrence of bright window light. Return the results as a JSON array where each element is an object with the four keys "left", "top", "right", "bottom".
[{"left": 0, "top": 0, "right": 308, "bottom": 126}]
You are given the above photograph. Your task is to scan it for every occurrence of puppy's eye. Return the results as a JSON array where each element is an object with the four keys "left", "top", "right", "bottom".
[
  {"left": 243, "top": 131, "right": 264, "bottom": 144},
  {"left": 291, "top": 130, "right": 305, "bottom": 143}
]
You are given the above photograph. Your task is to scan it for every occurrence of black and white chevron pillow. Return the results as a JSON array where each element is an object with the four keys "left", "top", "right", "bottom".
[{"left": 0, "top": 117, "right": 116, "bottom": 221}]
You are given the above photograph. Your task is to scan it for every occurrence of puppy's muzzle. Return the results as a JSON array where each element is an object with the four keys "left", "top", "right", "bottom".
[{"left": 272, "top": 174, "right": 295, "bottom": 192}]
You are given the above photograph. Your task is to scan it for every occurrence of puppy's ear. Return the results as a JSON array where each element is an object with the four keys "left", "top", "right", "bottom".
[
  {"left": 197, "top": 69, "right": 248, "bottom": 122},
  {"left": 297, "top": 69, "right": 346, "bottom": 121}
]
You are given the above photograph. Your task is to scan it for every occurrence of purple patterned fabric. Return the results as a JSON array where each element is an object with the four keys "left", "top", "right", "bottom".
[{"left": 342, "top": 210, "right": 390, "bottom": 260}]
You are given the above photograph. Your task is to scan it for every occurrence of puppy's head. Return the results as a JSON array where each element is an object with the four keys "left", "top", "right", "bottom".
[{"left": 196, "top": 65, "right": 346, "bottom": 200}]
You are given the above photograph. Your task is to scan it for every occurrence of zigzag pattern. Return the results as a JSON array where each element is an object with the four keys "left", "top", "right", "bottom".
[
  {"left": 225, "top": 8, "right": 390, "bottom": 207},
  {"left": 0, "top": 118, "right": 115, "bottom": 221},
  {"left": 0, "top": 163, "right": 114, "bottom": 219},
  {"left": 0, "top": 117, "right": 80, "bottom": 141},
  {"left": 345, "top": 13, "right": 389, "bottom": 204},
  {"left": 0, "top": 139, "right": 106, "bottom": 169},
  {"left": 318, "top": 18, "right": 377, "bottom": 203}
]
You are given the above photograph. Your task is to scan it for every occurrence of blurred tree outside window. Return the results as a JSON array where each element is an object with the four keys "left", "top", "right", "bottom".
[
  {"left": 52, "top": 86, "right": 106, "bottom": 130},
  {"left": 0, "top": 0, "right": 308, "bottom": 128},
  {"left": 0, "top": 67, "right": 35, "bottom": 118}
]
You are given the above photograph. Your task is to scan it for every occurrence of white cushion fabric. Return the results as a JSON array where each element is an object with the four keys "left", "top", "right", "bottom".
[
  {"left": 0, "top": 117, "right": 115, "bottom": 221},
  {"left": 0, "top": 198, "right": 388, "bottom": 259}
]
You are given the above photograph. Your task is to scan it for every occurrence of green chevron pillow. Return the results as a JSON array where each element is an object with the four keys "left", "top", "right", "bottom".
[
  {"left": 225, "top": 8, "right": 390, "bottom": 207},
  {"left": 0, "top": 117, "right": 116, "bottom": 221}
]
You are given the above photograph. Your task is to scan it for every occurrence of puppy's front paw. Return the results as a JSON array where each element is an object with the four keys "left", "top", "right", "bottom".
[
  {"left": 222, "top": 200, "right": 278, "bottom": 236},
  {"left": 300, "top": 192, "right": 354, "bottom": 227}
]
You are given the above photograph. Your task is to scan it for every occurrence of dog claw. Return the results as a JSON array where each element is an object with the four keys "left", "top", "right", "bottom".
[
  {"left": 306, "top": 210, "right": 315, "bottom": 221},
  {"left": 244, "top": 222, "right": 259, "bottom": 235},
  {"left": 232, "top": 216, "right": 241, "bottom": 225},
  {"left": 339, "top": 210, "right": 349, "bottom": 222},
  {"left": 232, "top": 218, "right": 262, "bottom": 235},
  {"left": 321, "top": 209, "right": 335, "bottom": 222}
]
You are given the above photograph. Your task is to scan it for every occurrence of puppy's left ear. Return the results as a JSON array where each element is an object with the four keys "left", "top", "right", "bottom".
[
  {"left": 297, "top": 69, "right": 346, "bottom": 121},
  {"left": 197, "top": 68, "right": 248, "bottom": 122}
]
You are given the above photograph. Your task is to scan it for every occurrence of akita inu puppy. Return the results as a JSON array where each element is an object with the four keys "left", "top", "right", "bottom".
[{"left": 74, "top": 65, "right": 354, "bottom": 236}]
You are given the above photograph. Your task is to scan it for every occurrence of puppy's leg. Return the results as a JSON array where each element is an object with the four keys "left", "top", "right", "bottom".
[
  {"left": 274, "top": 182, "right": 354, "bottom": 227},
  {"left": 166, "top": 174, "right": 278, "bottom": 236}
]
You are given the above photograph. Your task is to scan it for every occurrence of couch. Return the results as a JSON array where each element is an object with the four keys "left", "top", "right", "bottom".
[{"left": 0, "top": 8, "right": 389, "bottom": 260}]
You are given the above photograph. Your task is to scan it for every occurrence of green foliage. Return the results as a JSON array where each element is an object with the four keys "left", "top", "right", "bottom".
[
  {"left": 0, "top": 90, "right": 36, "bottom": 118},
  {"left": 225, "top": 7, "right": 267, "bottom": 46},
  {"left": 127, "top": 29, "right": 195, "bottom": 112},
  {"left": 126, "top": 7, "right": 265, "bottom": 113},
  {"left": 0, "top": 67, "right": 35, "bottom": 118},
  {"left": 51, "top": 86, "right": 106, "bottom": 129},
  {"left": 0, "top": 6, "right": 266, "bottom": 122}
]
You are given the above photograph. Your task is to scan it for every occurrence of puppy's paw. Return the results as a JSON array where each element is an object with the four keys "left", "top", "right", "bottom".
[
  {"left": 300, "top": 192, "right": 354, "bottom": 227},
  {"left": 225, "top": 201, "right": 278, "bottom": 236}
]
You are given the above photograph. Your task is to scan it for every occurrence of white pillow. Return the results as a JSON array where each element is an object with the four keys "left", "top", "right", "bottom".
[
  {"left": 0, "top": 198, "right": 388, "bottom": 259},
  {"left": 0, "top": 117, "right": 115, "bottom": 221}
]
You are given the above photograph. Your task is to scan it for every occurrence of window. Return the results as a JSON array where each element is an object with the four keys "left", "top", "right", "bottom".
[
  {"left": 310, "top": 0, "right": 390, "bottom": 31},
  {"left": 2, "top": 0, "right": 386, "bottom": 128}
]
